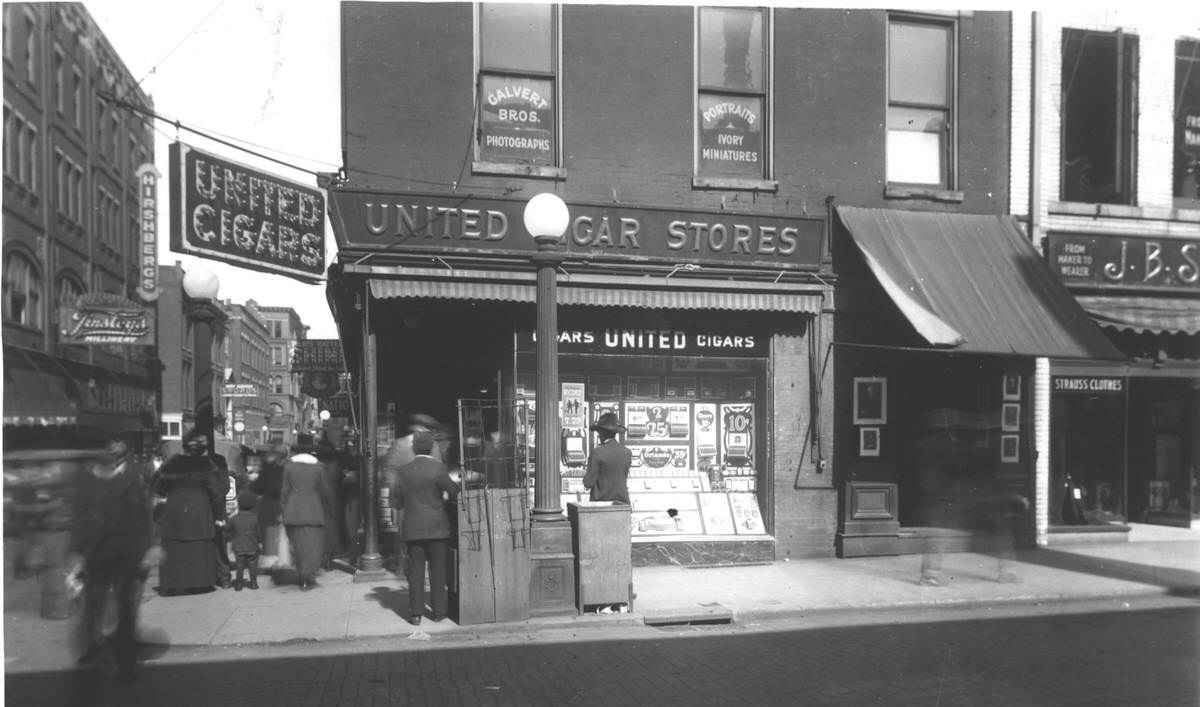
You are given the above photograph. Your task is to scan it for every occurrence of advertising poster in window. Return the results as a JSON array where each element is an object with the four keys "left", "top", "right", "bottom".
[
  {"left": 629, "top": 445, "right": 691, "bottom": 473},
  {"left": 624, "top": 402, "right": 691, "bottom": 441},
  {"left": 728, "top": 493, "right": 766, "bottom": 534},
  {"left": 479, "top": 75, "right": 554, "bottom": 165},
  {"left": 560, "top": 382, "right": 588, "bottom": 476},
  {"left": 698, "top": 94, "right": 763, "bottom": 178},
  {"left": 720, "top": 403, "right": 755, "bottom": 474},
  {"left": 693, "top": 403, "right": 720, "bottom": 472},
  {"left": 590, "top": 401, "right": 621, "bottom": 445}
]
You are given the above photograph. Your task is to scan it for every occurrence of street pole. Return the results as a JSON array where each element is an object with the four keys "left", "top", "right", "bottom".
[{"left": 355, "top": 285, "right": 386, "bottom": 581}]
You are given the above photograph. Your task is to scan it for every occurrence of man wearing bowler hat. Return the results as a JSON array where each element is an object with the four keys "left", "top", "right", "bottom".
[{"left": 584, "top": 412, "right": 633, "bottom": 504}]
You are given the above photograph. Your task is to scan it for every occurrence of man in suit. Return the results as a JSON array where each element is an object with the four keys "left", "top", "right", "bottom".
[
  {"left": 391, "top": 429, "right": 459, "bottom": 625},
  {"left": 583, "top": 412, "right": 633, "bottom": 504}
]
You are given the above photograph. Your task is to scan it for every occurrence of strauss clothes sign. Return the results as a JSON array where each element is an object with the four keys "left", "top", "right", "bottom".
[
  {"left": 1048, "top": 233, "right": 1200, "bottom": 292},
  {"left": 329, "top": 190, "right": 824, "bottom": 270},
  {"left": 169, "top": 142, "right": 326, "bottom": 283}
]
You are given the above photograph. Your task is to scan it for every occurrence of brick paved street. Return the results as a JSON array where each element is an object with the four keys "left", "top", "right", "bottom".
[{"left": 6, "top": 596, "right": 1197, "bottom": 707}]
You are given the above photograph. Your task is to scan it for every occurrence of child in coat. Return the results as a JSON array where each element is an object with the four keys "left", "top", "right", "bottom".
[{"left": 230, "top": 490, "right": 261, "bottom": 590}]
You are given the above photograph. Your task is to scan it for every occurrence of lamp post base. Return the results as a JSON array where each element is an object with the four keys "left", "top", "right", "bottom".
[
  {"left": 353, "top": 552, "right": 389, "bottom": 583},
  {"left": 528, "top": 517, "right": 577, "bottom": 617}
]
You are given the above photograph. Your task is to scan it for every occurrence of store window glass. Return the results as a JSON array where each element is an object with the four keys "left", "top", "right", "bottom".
[
  {"left": 3, "top": 252, "right": 43, "bottom": 329},
  {"left": 1050, "top": 384, "right": 1126, "bottom": 525},
  {"left": 887, "top": 17, "right": 954, "bottom": 188},
  {"left": 697, "top": 6, "right": 768, "bottom": 181},
  {"left": 1174, "top": 38, "right": 1200, "bottom": 208},
  {"left": 1060, "top": 28, "right": 1138, "bottom": 205},
  {"left": 477, "top": 3, "right": 557, "bottom": 169}
]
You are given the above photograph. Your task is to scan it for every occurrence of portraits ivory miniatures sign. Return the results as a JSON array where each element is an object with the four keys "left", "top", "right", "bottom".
[{"left": 170, "top": 142, "right": 326, "bottom": 283}]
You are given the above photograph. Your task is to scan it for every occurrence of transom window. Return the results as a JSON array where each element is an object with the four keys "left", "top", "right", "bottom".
[
  {"left": 476, "top": 3, "right": 558, "bottom": 170},
  {"left": 886, "top": 16, "right": 955, "bottom": 189},
  {"left": 3, "top": 252, "right": 43, "bottom": 329},
  {"left": 697, "top": 6, "right": 769, "bottom": 182}
]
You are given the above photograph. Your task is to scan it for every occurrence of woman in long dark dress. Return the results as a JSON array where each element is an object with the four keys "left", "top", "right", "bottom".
[
  {"left": 250, "top": 444, "right": 288, "bottom": 571},
  {"left": 281, "top": 445, "right": 333, "bottom": 590},
  {"left": 154, "top": 432, "right": 222, "bottom": 594}
]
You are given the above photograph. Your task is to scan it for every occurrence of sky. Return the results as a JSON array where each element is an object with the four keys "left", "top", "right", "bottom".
[{"left": 85, "top": 0, "right": 343, "bottom": 338}]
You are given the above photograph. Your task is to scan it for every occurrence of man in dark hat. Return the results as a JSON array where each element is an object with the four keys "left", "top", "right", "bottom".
[{"left": 583, "top": 412, "right": 633, "bottom": 504}]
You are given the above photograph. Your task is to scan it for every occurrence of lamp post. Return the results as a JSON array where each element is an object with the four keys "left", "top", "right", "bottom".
[
  {"left": 182, "top": 268, "right": 222, "bottom": 451},
  {"left": 523, "top": 192, "right": 577, "bottom": 616}
]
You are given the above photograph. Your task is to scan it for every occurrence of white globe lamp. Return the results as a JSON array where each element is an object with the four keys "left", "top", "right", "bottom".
[
  {"left": 182, "top": 268, "right": 221, "bottom": 300},
  {"left": 523, "top": 192, "right": 569, "bottom": 249}
]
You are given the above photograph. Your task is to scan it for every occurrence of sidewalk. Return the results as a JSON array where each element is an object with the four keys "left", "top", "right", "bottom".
[{"left": 5, "top": 524, "right": 1198, "bottom": 672}]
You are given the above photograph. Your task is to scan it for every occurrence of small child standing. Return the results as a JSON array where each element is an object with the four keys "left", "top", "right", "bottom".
[{"left": 230, "top": 490, "right": 261, "bottom": 590}]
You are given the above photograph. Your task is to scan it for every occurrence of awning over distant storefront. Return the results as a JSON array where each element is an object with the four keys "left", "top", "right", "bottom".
[
  {"left": 1076, "top": 295, "right": 1200, "bottom": 336},
  {"left": 836, "top": 207, "right": 1123, "bottom": 359},
  {"left": 3, "top": 358, "right": 79, "bottom": 427},
  {"left": 362, "top": 266, "right": 824, "bottom": 313}
]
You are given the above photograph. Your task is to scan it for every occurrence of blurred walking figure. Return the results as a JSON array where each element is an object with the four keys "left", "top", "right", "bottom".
[
  {"left": 391, "top": 429, "right": 458, "bottom": 625},
  {"left": 281, "top": 442, "right": 334, "bottom": 591},
  {"left": 982, "top": 490, "right": 1030, "bottom": 583},
  {"left": 153, "top": 431, "right": 223, "bottom": 595},
  {"left": 251, "top": 444, "right": 288, "bottom": 574},
  {"left": 68, "top": 436, "right": 159, "bottom": 682}
]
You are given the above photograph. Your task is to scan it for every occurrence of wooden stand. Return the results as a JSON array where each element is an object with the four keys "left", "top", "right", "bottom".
[{"left": 568, "top": 502, "right": 633, "bottom": 612}]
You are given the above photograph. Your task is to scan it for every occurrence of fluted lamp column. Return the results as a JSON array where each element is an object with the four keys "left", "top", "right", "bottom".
[{"left": 523, "top": 192, "right": 577, "bottom": 617}]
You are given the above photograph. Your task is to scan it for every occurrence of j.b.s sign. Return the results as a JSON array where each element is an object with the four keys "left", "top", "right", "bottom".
[{"left": 169, "top": 142, "right": 326, "bottom": 283}]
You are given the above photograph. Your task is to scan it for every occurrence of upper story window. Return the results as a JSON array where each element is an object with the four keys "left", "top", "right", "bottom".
[
  {"left": 22, "top": 10, "right": 36, "bottom": 86},
  {"left": 56, "top": 272, "right": 84, "bottom": 330},
  {"left": 886, "top": 16, "right": 955, "bottom": 190},
  {"left": 272, "top": 344, "right": 285, "bottom": 366},
  {"left": 271, "top": 319, "right": 283, "bottom": 338},
  {"left": 3, "top": 251, "right": 43, "bottom": 329},
  {"left": 53, "top": 47, "right": 64, "bottom": 114},
  {"left": 1060, "top": 28, "right": 1138, "bottom": 205},
  {"left": 476, "top": 3, "right": 558, "bottom": 172},
  {"left": 697, "top": 6, "right": 769, "bottom": 183},
  {"left": 1174, "top": 38, "right": 1200, "bottom": 209},
  {"left": 72, "top": 68, "right": 82, "bottom": 130}
]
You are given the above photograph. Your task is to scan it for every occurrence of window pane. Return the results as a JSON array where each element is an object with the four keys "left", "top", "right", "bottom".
[
  {"left": 1060, "top": 29, "right": 1135, "bottom": 204},
  {"left": 1174, "top": 39, "right": 1200, "bottom": 205},
  {"left": 887, "top": 106, "right": 946, "bottom": 185},
  {"left": 479, "top": 74, "right": 555, "bottom": 166},
  {"left": 698, "top": 93, "right": 764, "bottom": 177},
  {"left": 699, "top": 7, "right": 763, "bottom": 91},
  {"left": 889, "top": 21, "right": 949, "bottom": 106},
  {"left": 481, "top": 3, "right": 552, "bottom": 72}
]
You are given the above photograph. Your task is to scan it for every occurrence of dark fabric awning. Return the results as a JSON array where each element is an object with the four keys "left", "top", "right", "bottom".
[
  {"left": 1076, "top": 295, "right": 1200, "bottom": 335},
  {"left": 3, "top": 364, "right": 79, "bottom": 427},
  {"left": 836, "top": 207, "right": 1123, "bottom": 359},
  {"left": 364, "top": 267, "right": 824, "bottom": 313}
]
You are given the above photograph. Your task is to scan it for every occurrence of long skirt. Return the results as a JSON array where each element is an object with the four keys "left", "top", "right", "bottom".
[
  {"left": 285, "top": 525, "right": 324, "bottom": 581},
  {"left": 158, "top": 538, "right": 217, "bottom": 590}
]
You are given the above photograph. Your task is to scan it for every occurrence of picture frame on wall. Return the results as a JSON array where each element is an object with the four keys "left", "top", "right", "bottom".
[
  {"left": 859, "top": 427, "right": 880, "bottom": 457},
  {"left": 1001, "top": 434, "right": 1020, "bottom": 462},
  {"left": 1003, "top": 374, "right": 1021, "bottom": 400},
  {"left": 1002, "top": 403, "right": 1020, "bottom": 431},
  {"left": 853, "top": 377, "right": 887, "bottom": 424}
]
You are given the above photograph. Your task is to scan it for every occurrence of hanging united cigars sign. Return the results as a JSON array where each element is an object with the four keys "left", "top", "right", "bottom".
[
  {"left": 169, "top": 142, "right": 326, "bottom": 283},
  {"left": 329, "top": 189, "right": 823, "bottom": 270}
]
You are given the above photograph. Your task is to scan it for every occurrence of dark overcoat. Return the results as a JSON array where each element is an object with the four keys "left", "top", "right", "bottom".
[
  {"left": 392, "top": 455, "right": 458, "bottom": 541},
  {"left": 281, "top": 456, "right": 332, "bottom": 527},
  {"left": 583, "top": 439, "right": 633, "bottom": 504}
]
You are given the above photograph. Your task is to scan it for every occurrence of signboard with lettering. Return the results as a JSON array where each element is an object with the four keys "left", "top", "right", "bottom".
[
  {"left": 698, "top": 95, "right": 763, "bottom": 178},
  {"left": 328, "top": 190, "right": 824, "bottom": 270},
  {"left": 60, "top": 293, "right": 155, "bottom": 346},
  {"left": 291, "top": 339, "right": 345, "bottom": 371},
  {"left": 479, "top": 75, "right": 554, "bottom": 166},
  {"left": 521, "top": 325, "right": 768, "bottom": 358},
  {"left": 136, "top": 163, "right": 160, "bottom": 302},
  {"left": 169, "top": 142, "right": 326, "bottom": 283},
  {"left": 1048, "top": 233, "right": 1200, "bottom": 292},
  {"left": 222, "top": 383, "right": 257, "bottom": 397},
  {"left": 1051, "top": 376, "right": 1125, "bottom": 395},
  {"left": 1180, "top": 105, "right": 1200, "bottom": 158}
]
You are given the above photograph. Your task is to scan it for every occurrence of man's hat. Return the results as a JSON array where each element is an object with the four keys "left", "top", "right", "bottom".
[{"left": 590, "top": 412, "right": 627, "bottom": 433}]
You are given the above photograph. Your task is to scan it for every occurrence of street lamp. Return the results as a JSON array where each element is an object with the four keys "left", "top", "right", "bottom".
[
  {"left": 183, "top": 268, "right": 221, "bottom": 452},
  {"left": 523, "top": 192, "right": 576, "bottom": 616},
  {"left": 261, "top": 424, "right": 269, "bottom": 445}
]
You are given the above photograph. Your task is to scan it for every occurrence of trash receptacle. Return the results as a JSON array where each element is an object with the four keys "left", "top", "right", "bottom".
[{"left": 568, "top": 502, "right": 632, "bottom": 613}]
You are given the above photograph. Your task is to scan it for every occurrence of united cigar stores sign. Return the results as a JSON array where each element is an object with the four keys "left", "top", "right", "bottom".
[
  {"left": 329, "top": 190, "right": 824, "bottom": 269},
  {"left": 1048, "top": 233, "right": 1200, "bottom": 292},
  {"left": 169, "top": 142, "right": 326, "bottom": 283}
]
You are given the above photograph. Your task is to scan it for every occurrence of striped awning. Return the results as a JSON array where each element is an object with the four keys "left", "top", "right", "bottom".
[
  {"left": 1076, "top": 296, "right": 1200, "bottom": 335},
  {"left": 366, "top": 271, "right": 823, "bottom": 313}
]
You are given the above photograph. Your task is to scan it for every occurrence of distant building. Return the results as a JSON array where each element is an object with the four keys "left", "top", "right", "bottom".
[
  {"left": 221, "top": 300, "right": 271, "bottom": 447},
  {"left": 3, "top": 3, "right": 158, "bottom": 451},
  {"left": 252, "top": 302, "right": 310, "bottom": 446},
  {"left": 156, "top": 263, "right": 227, "bottom": 445}
]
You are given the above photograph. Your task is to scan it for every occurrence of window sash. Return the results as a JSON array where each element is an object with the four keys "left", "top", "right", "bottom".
[
  {"left": 696, "top": 6, "right": 769, "bottom": 180},
  {"left": 886, "top": 16, "right": 954, "bottom": 188},
  {"left": 1174, "top": 38, "right": 1200, "bottom": 204}
]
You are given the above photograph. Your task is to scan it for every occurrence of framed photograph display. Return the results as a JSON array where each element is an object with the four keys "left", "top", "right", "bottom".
[
  {"left": 853, "top": 377, "right": 887, "bottom": 424},
  {"left": 1003, "top": 374, "right": 1022, "bottom": 400},
  {"left": 1001, "top": 434, "right": 1020, "bottom": 463},
  {"left": 1002, "top": 403, "right": 1020, "bottom": 431},
  {"left": 859, "top": 427, "right": 880, "bottom": 457}
]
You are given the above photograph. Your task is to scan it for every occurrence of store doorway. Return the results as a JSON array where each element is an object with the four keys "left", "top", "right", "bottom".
[{"left": 1127, "top": 378, "right": 1198, "bottom": 527}]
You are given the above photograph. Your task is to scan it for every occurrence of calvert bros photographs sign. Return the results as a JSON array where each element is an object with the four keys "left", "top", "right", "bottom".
[
  {"left": 1048, "top": 233, "right": 1199, "bottom": 292},
  {"left": 329, "top": 190, "right": 823, "bottom": 270},
  {"left": 169, "top": 142, "right": 326, "bottom": 283}
]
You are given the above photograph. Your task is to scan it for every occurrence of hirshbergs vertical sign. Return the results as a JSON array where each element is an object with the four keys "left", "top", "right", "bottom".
[{"left": 169, "top": 142, "right": 326, "bottom": 283}]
